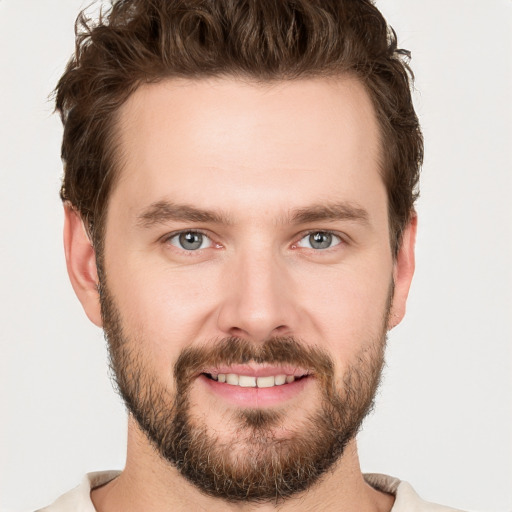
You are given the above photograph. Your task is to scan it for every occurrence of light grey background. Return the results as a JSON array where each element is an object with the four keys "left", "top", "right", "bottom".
[{"left": 1, "top": 1, "right": 511, "bottom": 511}]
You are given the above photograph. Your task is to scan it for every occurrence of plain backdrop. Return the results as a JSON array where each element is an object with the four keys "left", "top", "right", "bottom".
[{"left": 1, "top": 1, "right": 511, "bottom": 511}]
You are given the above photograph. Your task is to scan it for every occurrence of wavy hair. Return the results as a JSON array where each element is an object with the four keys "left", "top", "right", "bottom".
[{"left": 55, "top": 0, "right": 423, "bottom": 255}]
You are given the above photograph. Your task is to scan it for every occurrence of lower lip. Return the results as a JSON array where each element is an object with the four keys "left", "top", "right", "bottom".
[{"left": 198, "top": 374, "right": 311, "bottom": 408}]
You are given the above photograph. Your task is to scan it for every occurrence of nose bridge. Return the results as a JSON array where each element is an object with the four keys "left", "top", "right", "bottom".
[{"left": 217, "top": 243, "right": 297, "bottom": 341}]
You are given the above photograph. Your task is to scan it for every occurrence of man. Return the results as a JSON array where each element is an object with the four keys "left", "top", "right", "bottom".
[{"left": 39, "top": 0, "right": 464, "bottom": 510}]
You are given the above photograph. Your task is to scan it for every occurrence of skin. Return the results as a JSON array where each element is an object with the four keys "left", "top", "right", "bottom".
[{"left": 64, "top": 76, "right": 416, "bottom": 511}]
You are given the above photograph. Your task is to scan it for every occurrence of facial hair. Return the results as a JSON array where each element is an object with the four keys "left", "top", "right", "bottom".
[{"left": 101, "top": 282, "right": 390, "bottom": 503}]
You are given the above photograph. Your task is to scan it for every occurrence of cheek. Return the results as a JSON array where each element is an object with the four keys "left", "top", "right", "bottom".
[
  {"left": 298, "top": 259, "right": 392, "bottom": 355},
  {"left": 105, "top": 257, "right": 220, "bottom": 373}
]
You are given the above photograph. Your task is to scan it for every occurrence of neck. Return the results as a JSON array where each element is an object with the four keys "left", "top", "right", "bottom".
[{"left": 91, "top": 417, "right": 394, "bottom": 512}]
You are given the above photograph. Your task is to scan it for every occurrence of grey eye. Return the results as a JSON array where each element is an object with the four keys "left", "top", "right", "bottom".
[
  {"left": 169, "top": 231, "right": 212, "bottom": 251},
  {"left": 297, "top": 231, "right": 341, "bottom": 250}
]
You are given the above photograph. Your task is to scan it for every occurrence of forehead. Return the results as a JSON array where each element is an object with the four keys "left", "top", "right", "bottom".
[{"left": 112, "top": 76, "right": 384, "bottom": 221}]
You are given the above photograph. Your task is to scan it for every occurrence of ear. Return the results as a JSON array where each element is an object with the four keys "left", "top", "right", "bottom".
[
  {"left": 388, "top": 214, "right": 417, "bottom": 330},
  {"left": 63, "top": 204, "right": 103, "bottom": 327}
]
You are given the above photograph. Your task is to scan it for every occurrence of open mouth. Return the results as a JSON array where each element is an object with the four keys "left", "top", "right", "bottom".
[
  {"left": 198, "top": 366, "right": 313, "bottom": 407},
  {"left": 202, "top": 372, "right": 309, "bottom": 388}
]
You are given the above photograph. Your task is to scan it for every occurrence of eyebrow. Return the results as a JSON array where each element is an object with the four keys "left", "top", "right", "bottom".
[
  {"left": 137, "top": 201, "right": 232, "bottom": 228},
  {"left": 289, "top": 202, "right": 369, "bottom": 225},
  {"left": 136, "top": 200, "right": 369, "bottom": 228}
]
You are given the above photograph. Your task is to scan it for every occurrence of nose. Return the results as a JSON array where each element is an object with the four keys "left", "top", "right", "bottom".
[{"left": 216, "top": 248, "right": 300, "bottom": 343}]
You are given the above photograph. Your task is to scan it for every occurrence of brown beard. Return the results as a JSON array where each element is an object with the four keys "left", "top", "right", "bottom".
[{"left": 101, "top": 282, "right": 389, "bottom": 503}]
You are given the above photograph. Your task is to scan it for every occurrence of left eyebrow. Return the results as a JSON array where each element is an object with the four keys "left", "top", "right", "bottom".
[{"left": 288, "top": 202, "right": 370, "bottom": 225}]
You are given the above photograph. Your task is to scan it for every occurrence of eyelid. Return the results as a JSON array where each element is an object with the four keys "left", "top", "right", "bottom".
[
  {"left": 162, "top": 229, "right": 217, "bottom": 250},
  {"left": 160, "top": 228, "right": 346, "bottom": 251},
  {"left": 293, "top": 229, "right": 345, "bottom": 249}
]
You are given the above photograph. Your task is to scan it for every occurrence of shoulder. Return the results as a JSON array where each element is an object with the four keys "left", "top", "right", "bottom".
[
  {"left": 35, "top": 471, "right": 121, "bottom": 512},
  {"left": 364, "top": 473, "right": 468, "bottom": 512}
]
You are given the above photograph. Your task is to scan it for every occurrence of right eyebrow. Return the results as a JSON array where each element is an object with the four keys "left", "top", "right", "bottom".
[{"left": 136, "top": 200, "right": 232, "bottom": 228}]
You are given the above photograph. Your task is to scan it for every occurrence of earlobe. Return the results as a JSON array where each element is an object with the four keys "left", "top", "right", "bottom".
[
  {"left": 388, "top": 214, "right": 417, "bottom": 330},
  {"left": 63, "top": 204, "right": 103, "bottom": 327}
]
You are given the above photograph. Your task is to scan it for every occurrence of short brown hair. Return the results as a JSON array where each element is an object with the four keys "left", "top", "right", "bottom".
[{"left": 56, "top": 0, "right": 423, "bottom": 255}]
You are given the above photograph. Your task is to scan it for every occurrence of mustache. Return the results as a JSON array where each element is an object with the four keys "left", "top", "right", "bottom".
[{"left": 174, "top": 336, "right": 335, "bottom": 388}]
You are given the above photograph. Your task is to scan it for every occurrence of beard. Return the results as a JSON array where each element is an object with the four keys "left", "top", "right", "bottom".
[{"left": 100, "top": 282, "right": 390, "bottom": 504}]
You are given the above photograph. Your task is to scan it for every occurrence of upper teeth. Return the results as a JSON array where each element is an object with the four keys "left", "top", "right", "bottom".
[{"left": 212, "top": 374, "right": 296, "bottom": 388}]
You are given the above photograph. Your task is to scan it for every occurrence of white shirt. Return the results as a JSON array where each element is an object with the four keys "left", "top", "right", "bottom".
[{"left": 37, "top": 471, "right": 466, "bottom": 511}]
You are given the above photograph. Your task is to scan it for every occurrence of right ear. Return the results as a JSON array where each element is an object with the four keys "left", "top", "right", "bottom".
[{"left": 63, "top": 204, "right": 103, "bottom": 327}]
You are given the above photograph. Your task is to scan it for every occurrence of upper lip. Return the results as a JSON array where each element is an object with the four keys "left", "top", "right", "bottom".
[{"left": 201, "top": 364, "right": 310, "bottom": 378}]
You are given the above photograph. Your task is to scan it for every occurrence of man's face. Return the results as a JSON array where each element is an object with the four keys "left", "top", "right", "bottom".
[{"left": 97, "top": 77, "right": 406, "bottom": 500}]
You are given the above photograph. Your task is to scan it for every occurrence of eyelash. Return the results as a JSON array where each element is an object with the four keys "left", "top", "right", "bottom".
[
  {"left": 162, "top": 229, "right": 345, "bottom": 252},
  {"left": 163, "top": 229, "right": 217, "bottom": 251},
  {"left": 293, "top": 230, "right": 343, "bottom": 251}
]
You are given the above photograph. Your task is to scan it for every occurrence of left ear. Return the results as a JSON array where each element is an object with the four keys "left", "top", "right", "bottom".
[{"left": 388, "top": 213, "right": 417, "bottom": 330}]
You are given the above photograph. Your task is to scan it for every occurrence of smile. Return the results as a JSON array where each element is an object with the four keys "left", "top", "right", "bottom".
[
  {"left": 205, "top": 373, "right": 302, "bottom": 388},
  {"left": 199, "top": 366, "right": 312, "bottom": 407}
]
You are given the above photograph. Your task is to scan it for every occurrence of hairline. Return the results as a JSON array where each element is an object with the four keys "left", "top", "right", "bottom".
[{"left": 90, "top": 72, "right": 402, "bottom": 260}]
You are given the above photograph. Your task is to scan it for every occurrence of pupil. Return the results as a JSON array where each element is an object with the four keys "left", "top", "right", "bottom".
[
  {"left": 180, "top": 232, "right": 202, "bottom": 250},
  {"left": 310, "top": 232, "right": 331, "bottom": 249}
]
